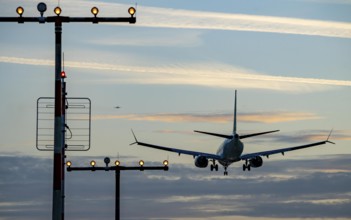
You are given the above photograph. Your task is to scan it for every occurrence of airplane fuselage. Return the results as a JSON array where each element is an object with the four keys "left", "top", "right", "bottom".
[{"left": 216, "top": 136, "right": 243, "bottom": 166}]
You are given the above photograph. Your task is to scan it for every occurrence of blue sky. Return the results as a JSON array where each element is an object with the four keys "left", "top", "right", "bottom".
[{"left": 0, "top": 0, "right": 351, "bottom": 219}]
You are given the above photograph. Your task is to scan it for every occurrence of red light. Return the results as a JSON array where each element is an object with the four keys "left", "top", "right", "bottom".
[{"left": 61, "top": 71, "right": 66, "bottom": 78}]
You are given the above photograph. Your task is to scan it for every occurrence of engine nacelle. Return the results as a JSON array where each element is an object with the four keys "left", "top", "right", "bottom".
[
  {"left": 249, "top": 156, "right": 263, "bottom": 168},
  {"left": 194, "top": 155, "right": 208, "bottom": 168}
]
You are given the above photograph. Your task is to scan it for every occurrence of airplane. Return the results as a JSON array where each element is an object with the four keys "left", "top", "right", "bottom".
[{"left": 130, "top": 90, "right": 334, "bottom": 175}]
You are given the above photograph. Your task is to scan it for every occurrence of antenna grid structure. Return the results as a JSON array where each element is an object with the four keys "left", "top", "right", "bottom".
[{"left": 36, "top": 97, "right": 91, "bottom": 151}]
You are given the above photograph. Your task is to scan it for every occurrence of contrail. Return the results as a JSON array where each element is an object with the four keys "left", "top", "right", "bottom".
[
  {"left": 1, "top": 56, "right": 350, "bottom": 92},
  {"left": 135, "top": 6, "right": 351, "bottom": 39},
  {"left": 1, "top": 0, "right": 349, "bottom": 39},
  {"left": 76, "top": 0, "right": 351, "bottom": 39}
]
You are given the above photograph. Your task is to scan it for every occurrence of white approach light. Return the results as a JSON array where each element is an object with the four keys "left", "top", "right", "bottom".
[
  {"left": 128, "top": 7, "right": 136, "bottom": 17},
  {"left": 54, "top": 6, "right": 61, "bottom": 16},
  {"left": 16, "top": 6, "right": 24, "bottom": 16},
  {"left": 91, "top": 7, "right": 99, "bottom": 17}
]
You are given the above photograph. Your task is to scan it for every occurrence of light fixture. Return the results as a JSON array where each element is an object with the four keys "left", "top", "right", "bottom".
[
  {"left": 91, "top": 7, "right": 99, "bottom": 17},
  {"left": 66, "top": 161, "right": 72, "bottom": 167},
  {"left": 163, "top": 160, "right": 169, "bottom": 166},
  {"left": 139, "top": 160, "right": 144, "bottom": 166},
  {"left": 90, "top": 160, "right": 96, "bottom": 167},
  {"left": 128, "top": 7, "right": 136, "bottom": 17},
  {"left": 104, "top": 157, "right": 110, "bottom": 166},
  {"left": 16, "top": 6, "right": 24, "bottom": 17},
  {"left": 54, "top": 6, "right": 61, "bottom": 16},
  {"left": 115, "top": 160, "right": 120, "bottom": 166},
  {"left": 37, "top": 2, "right": 47, "bottom": 16}
]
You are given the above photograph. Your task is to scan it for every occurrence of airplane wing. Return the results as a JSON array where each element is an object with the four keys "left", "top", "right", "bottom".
[
  {"left": 240, "top": 132, "right": 335, "bottom": 160},
  {"left": 130, "top": 130, "right": 222, "bottom": 160}
]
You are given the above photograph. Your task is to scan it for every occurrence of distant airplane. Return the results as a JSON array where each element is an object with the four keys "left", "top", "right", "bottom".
[
  {"left": 131, "top": 91, "right": 334, "bottom": 175},
  {"left": 115, "top": 106, "right": 121, "bottom": 109}
]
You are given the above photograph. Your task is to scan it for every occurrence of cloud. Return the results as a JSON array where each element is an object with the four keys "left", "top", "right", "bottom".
[
  {"left": 88, "top": 30, "right": 204, "bottom": 47},
  {"left": 1, "top": 0, "right": 350, "bottom": 39},
  {"left": 1, "top": 56, "right": 350, "bottom": 92},
  {"left": 92, "top": 111, "right": 321, "bottom": 124},
  {"left": 283, "top": 198, "right": 350, "bottom": 205},
  {"left": 93, "top": 113, "right": 230, "bottom": 123},
  {"left": 134, "top": 4, "right": 351, "bottom": 39},
  {"left": 259, "top": 129, "right": 351, "bottom": 144},
  {"left": 239, "top": 112, "right": 321, "bottom": 123},
  {"left": 302, "top": 0, "right": 351, "bottom": 5},
  {"left": 0, "top": 56, "right": 53, "bottom": 67},
  {"left": 1, "top": 154, "right": 351, "bottom": 219}
]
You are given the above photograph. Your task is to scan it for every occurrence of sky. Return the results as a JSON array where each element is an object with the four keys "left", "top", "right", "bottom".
[{"left": 0, "top": 0, "right": 351, "bottom": 219}]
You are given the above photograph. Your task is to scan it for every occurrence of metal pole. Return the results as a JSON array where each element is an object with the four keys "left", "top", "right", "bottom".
[
  {"left": 62, "top": 80, "right": 67, "bottom": 218},
  {"left": 115, "top": 169, "right": 120, "bottom": 220},
  {"left": 53, "top": 19, "right": 64, "bottom": 220}
]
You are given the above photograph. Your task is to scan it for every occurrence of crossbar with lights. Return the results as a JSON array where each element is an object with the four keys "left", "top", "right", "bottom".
[
  {"left": 66, "top": 157, "right": 168, "bottom": 220},
  {"left": 66, "top": 158, "right": 169, "bottom": 172},
  {"left": 2, "top": 3, "right": 136, "bottom": 24}
]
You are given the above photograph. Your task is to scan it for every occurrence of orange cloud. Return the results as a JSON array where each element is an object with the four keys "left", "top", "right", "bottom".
[
  {"left": 92, "top": 113, "right": 230, "bottom": 123},
  {"left": 92, "top": 111, "right": 321, "bottom": 124},
  {"left": 239, "top": 112, "right": 321, "bottom": 123}
]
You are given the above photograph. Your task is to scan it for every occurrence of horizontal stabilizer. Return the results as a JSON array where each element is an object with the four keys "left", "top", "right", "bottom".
[
  {"left": 194, "top": 130, "right": 279, "bottom": 139},
  {"left": 194, "top": 130, "right": 232, "bottom": 139},
  {"left": 239, "top": 130, "right": 279, "bottom": 139}
]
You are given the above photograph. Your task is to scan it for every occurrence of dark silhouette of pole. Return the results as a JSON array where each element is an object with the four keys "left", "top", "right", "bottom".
[
  {"left": 67, "top": 159, "right": 169, "bottom": 220},
  {"left": 115, "top": 169, "right": 120, "bottom": 220},
  {"left": 0, "top": 4, "right": 136, "bottom": 220},
  {"left": 53, "top": 18, "right": 64, "bottom": 220}
]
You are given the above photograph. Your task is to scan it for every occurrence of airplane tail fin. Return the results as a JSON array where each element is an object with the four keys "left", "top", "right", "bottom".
[
  {"left": 193, "top": 90, "right": 238, "bottom": 140},
  {"left": 195, "top": 91, "right": 279, "bottom": 140},
  {"left": 233, "top": 90, "right": 237, "bottom": 135}
]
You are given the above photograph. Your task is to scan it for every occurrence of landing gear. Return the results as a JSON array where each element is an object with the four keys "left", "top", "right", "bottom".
[
  {"left": 224, "top": 166, "right": 228, "bottom": 176},
  {"left": 243, "top": 164, "right": 251, "bottom": 171},
  {"left": 210, "top": 164, "right": 219, "bottom": 171},
  {"left": 243, "top": 160, "right": 251, "bottom": 171},
  {"left": 210, "top": 161, "right": 218, "bottom": 171}
]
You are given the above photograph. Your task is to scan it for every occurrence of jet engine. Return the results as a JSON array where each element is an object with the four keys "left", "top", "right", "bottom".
[
  {"left": 194, "top": 155, "right": 208, "bottom": 168},
  {"left": 249, "top": 156, "right": 263, "bottom": 168}
]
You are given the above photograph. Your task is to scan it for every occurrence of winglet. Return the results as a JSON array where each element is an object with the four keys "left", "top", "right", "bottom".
[
  {"left": 130, "top": 129, "right": 138, "bottom": 145},
  {"left": 326, "top": 129, "right": 335, "bottom": 144}
]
